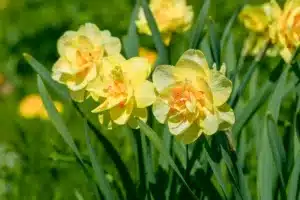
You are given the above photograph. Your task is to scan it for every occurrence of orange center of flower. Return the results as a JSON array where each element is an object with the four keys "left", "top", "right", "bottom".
[
  {"left": 169, "top": 84, "right": 205, "bottom": 115},
  {"left": 106, "top": 80, "right": 128, "bottom": 108}
]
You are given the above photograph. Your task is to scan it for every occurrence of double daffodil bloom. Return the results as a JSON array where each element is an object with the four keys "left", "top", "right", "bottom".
[
  {"left": 239, "top": 2, "right": 281, "bottom": 57},
  {"left": 152, "top": 50, "right": 235, "bottom": 144},
  {"left": 136, "top": 0, "right": 193, "bottom": 45},
  {"left": 269, "top": 0, "right": 300, "bottom": 63},
  {"left": 52, "top": 23, "right": 121, "bottom": 102},
  {"left": 19, "top": 94, "right": 63, "bottom": 120},
  {"left": 87, "top": 55, "right": 156, "bottom": 129}
]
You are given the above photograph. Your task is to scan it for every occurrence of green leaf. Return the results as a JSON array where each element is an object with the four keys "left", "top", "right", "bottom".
[
  {"left": 72, "top": 103, "right": 136, "bottom": 200},
  {"left": 203, "top": 137, "right": 228, "bottom": 199},
  {"left": 208, "top": 20, "right": 221, "bottom": 67},
  {"left": 287, "top": 152, "right": 300, "bottom": 200},
  {"left": 217, "top": 133, "right": 250, "bottom": 200},
  {"left": 84, "top": 121, "right": 114, "bottom": 200},
  {"left": 223, "top": 34, "right": 237, "bottom": 76},
  {"left": 229, "top": 41, "right": 270, "bottom": 107},
  {"left": 137, "top": 119, "right": 199, "bottom": 200},
  {"left": 293, "top": 97, "right": 300, "bottom": 161},
  {"left": 189, "top": 0, "right": 210, "bottom": 49},
  {"left": 24, "top": 53, "right": 70, "bottom": 101},
  {"left": 220, "top": 5, "right": 243, "bottom": 50},
  {"left": 232, "top": 82, "right": 274, "bottom": 137},
  {"left": 141, "top": 0, "right": 168, "bottom": 64},
  {"left": 37, "top": 76, "right": 82, "bottom": 163},
  {"left": 258, "top": 123, "right": 277, "bottom": 200},
  {"left": 266, "top": 115, "right": 286, "bottom": 188},
  {"left": 123, "top": 2, "right": 139, "bottom": 58}
]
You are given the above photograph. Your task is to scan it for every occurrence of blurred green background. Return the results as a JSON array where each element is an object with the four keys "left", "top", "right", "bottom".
[{"left": 0, "top": 0, "right": 269, "bottom": 199}]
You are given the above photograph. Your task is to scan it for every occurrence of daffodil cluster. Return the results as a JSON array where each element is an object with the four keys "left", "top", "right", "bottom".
[
  {"left": 52, "top": 23, "right": 235, "bottom": 144},
  {"left": 240, "top": 0, "right": 300, "bottom": 63},
  {"left": 136, "top": 0, "right": 194, "bottom": 45}
]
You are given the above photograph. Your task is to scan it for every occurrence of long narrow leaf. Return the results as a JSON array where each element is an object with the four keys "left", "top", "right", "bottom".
[
  {"left": 266, "top": 115, "right": 286, "bottom": 188},
  {"left": 141, "top": 0, "right": 168, "bottom": 64},
  {"left": 37, "top": 76, "right": 82, "bottom": 162},
  {"left": 209, "top": 20, "right": 221, "bottom": 67},
  {"left": 203, "top": 137, "right": 228, "bottom": 199},
  {"left": 137, "top": 119, "right": 199, "bottom": 200},
  {"left": 72, "top": 103, "right": 136, "bottom": 200},
  {"left": 233, "top": 82, "right": 274, "bottom": 137},
  {"left": 189, "top": 0, "right": 210, "bottom": 49},
  {"left": 24, "top": 54, "right": 70, "bottom": 101},
  {"left": 84, "top": 121, "right": 114, "bottom": 200},
  {"left": 123, "top": 2, "right": 140, "bottom": 58},
  {"left": 220, "top": 5, "right": 243, "bottom": 49},
  {"left": 287, "top": 152, "right": 300, "bottom": 200}
]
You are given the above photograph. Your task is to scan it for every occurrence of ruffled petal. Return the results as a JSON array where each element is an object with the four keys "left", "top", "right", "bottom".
[
  {"left": 209, "top": 69, "right": 232, "bottom": 106},
  {"left": 134, "top": 80, "right": 156, "bottom": 108},
  {"left": 152, "top": 65, "right": 176, "bottom": 92},
  {"left": 152, "top": 98, "right": 170, "bottom": 124},
  {"left": 122, "top": 57, "right": 151, "bottom": 87},
  {"left": 110, "top": 99, "right": 134, "bottom": 125},
  {"left": 176, "top": 124, "right": 201, "bottom": 144},
  {"left": 175, "top": 49, "right": 210, "bottom": 80}
]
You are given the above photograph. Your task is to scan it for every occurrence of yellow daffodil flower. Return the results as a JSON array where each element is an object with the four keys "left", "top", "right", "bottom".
[
  {"left": 152, "top": 50, "right": 235, "bottom": 144},
  {"left": 87, "top": 55, "right": 156, "bottom": 129},
  {"left": 52, "top": 23, "right": 121, "bottom": 102},
  {"left": 239, "top": 1, "right": 281, "bottom": 57},
  {"left": 270, "top": 0, "right": 300, "bottom": 63},
  {"left": 139, "top": 47, "right": 157, "bottom": 66},
  {"left": 136, "top": 0, "right": 194, "bottom": 45},
  {"left": 19, "top": 94, "right": 63, "bottom": 120}
]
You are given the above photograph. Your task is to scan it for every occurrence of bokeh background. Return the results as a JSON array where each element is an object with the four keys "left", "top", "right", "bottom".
[{"left": 0, "top": 0, "right": 270, "bottom": 199}]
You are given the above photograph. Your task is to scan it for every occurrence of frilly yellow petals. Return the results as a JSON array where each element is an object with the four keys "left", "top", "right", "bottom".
[
  {"left": 136, "top": 0, "right": 194, "bottom": 45},
  {"left": 152, "top": 49, "right": 234, "bottom": 144},
  {"left": 241, "top": 0, "right": 300, "bottom": 62},
  {"left": 239, "top": 4, "right": 270, "bottom": 32},
  {"left": 52, "top": 23, "right": 121, "bottom": 101},
  {"left": 88, "top": 53, "right": 155, "bottom": 128}
]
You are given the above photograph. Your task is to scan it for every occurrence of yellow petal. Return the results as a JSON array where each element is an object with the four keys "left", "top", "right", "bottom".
[
  {"left": 128, "top": 107, "right": 148, "bottom": 129},
  {"left": 208, "top": 69, "right": 232, "bottom": 106},
  {"left": 134, "top": 80, "right": 156, "bottom": 108},
  {"left": 100, "top": 30, "right": 122, "bottom": 55},
  {"left": 200, "top": 111, "right": 219, "bottom": 135},
  {"left": 92, "top": 97, "right": 124, "bottom": 113},
  {"left": 122, "top": 57, "right": 151, "bottom": 86},
  {"left": 280, "top": 47, "right": 293, "bottom": 64},
  {"left": 168, "top": 114, "right": 193, "bottom": 135},
  {"left": 152, "top": 98, "right": 170, "bottom": 124},
  {"left": 217, "top": 104, "right": 235, "bottom": 131},
  {"left": 175, "top": 49, "right": 210, "bottom": 79},
  {"left": 57, "top": 30, "right": 78, "bottom": 58},
  {"left": 176, "top": 124, "right": 201, "bottom": 144},
  {"left": 152, "top": 65, "right": 176, "bottom": 92},
  {"left": 110, "top": 99, "right": 134, "bottom": 125}
]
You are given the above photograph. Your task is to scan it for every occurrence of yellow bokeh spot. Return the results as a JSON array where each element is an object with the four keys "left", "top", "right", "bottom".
[{"left": 19, "top": 94, "right": 63, "bottom": 120}]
